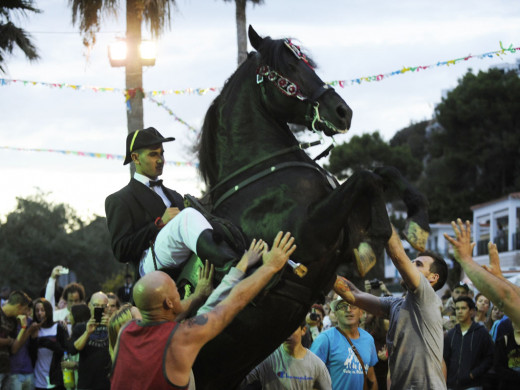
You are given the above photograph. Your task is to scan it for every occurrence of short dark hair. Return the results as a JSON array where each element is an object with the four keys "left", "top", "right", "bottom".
[
  {"left": 33, "top": 298, "right": 54, "bottom": 328},
  {"left": 70, "top": 303, "right": 91, "bottom": 325},
  {"left": 62, "top": 283, "right": 85, "bottom": 302},
  {"left": 419, "top": 250, "right": 448, "bottom": 291},
  {"left": 455, "top": 296, "right": 475, "bottom": 311},
  {"left": 107, "top": 293, "right": 121, "bottom": 308},
  {"left": 7, "top": 290, "right": 32, "bottom": 307}
]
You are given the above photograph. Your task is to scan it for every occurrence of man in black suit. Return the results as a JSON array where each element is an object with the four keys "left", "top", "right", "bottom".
[{"left": 105, "top": 127, "right": 239, "bottom": 278}]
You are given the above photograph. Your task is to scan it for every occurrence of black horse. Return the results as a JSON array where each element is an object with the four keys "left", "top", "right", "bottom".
[{"left": 192, "top": 26, "right": 429, "bottom": 389}]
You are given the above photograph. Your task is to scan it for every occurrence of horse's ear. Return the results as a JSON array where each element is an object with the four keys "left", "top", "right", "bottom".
[{"left": 248, "top": 25, "right": 263, "bottom": 51}]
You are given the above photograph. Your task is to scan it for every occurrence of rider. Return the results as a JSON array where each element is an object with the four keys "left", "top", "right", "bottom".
[{"left": 105, "top": 127, "right": 241, "bottom": 278}]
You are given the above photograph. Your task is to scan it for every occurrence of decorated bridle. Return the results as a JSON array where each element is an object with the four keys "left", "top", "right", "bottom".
[{"left": 256, "top": 39, "right": 340, "bottom": 133}]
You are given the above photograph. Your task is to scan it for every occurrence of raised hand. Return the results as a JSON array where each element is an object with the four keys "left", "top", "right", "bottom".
[
  {"left": 236, "top": 239, "right": 265, "bottom": 273},
  {"left": 262, "top": 232, "right": 296, "bottom": 272},
  {"left": 444, "top": 218, "right": 476, "bottom": 262},
  {"left": 193, "top": 260, "right": 214, "bottom": 298},
  {"left": 482, "top": 242, "right": 505, "bottom": 280}
]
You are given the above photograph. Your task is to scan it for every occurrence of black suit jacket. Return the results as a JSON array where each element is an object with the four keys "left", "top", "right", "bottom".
[{"left": 105, "top": 178, "right": 185, "bottom": 270}]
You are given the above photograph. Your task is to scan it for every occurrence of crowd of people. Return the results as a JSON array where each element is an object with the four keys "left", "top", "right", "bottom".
[{"left": 2, "top": 127, "right": 520, "bottom": 390}]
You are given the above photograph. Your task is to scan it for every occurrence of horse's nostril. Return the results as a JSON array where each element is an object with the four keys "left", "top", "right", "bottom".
[{"left": 337, "top": 105, "right": 347, "bottom": 118}]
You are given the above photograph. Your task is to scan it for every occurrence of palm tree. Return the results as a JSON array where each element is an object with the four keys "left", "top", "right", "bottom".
[
  {"left": 224, "top": 0, "right": 263, "bottom": 66},
  {"left": 0, "top": 0, "right": 41, "bottom": 73},
  {"left": 69, "top": 0, "right": 176, "bottom": 175}
]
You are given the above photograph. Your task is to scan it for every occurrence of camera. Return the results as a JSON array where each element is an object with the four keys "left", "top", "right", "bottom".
[
  {"left": 94, "top": 307, "right": 104, "bottom": 323},
  {"left": 370, "top": 278, "right": 381, "bottom": 289},
  {"left": 309, "top": 312, "right": 321, "bottom": 321},
  {"left": 59, "top": 267, "right": 69, "bottom": 275}
]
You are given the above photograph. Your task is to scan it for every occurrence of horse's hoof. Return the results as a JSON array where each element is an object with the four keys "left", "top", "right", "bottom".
[
  {"left": 404, "top": 220, "right": 429, "bottom": 252},
  {"left": 354, "top": 242, "right": 377, "bottom": 277}
]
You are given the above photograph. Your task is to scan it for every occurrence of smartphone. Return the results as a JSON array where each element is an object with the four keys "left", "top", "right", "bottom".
[
  {"left": 60, "top": 267, "right": 69, "bottom": 275},
  {"left": 94, "top": 307, "right": 104, "bottom": 323}
]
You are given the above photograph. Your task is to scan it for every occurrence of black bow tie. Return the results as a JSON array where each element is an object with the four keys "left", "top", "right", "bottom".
[{"left": 149, "top": 180, "right": 163, "bottom": 188}]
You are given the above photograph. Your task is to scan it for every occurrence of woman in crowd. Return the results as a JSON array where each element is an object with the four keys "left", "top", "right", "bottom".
[
  {"left": 475, "top": 293, "right": 493, "bottom": 331},
  {"left": 489, "top": 305, "right": 505, "bottom": 342},
  {"left": 32, "top": 298, "right": 68, "bottom": 390}
]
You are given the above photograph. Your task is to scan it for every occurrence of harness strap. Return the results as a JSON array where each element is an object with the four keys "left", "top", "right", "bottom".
[
  {"left": 213, "top": 161, "right": 323, "bottom": 209},
  {"left": 203, "top": 141, "right": 321, "bottom": 202}
]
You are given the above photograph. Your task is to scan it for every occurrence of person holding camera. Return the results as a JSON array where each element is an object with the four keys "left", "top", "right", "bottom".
[
  {"left": 70, "top": 292, "right": 111, "bottom": 390},
  {"left": 44, "top": 265, "right": 86, "bottom": 333}
]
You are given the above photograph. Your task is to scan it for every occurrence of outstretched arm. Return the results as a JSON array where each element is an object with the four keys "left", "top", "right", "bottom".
[
  {"left": 334, "top": 276, "right": 385, "bottom": 317},
  {"left": 166, "top": 232, "right": 296, "bottom": 386},
  {"left": 444, "top": 219, "right": 520, "bottom": 327},
  {"left": 386, "top": 225, "right": 422, "bottom": 291},
  {"left": 175, "top": 260, "right": 215, "bottom": 322}
]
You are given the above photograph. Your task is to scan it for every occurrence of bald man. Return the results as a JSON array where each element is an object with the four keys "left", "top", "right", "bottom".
[
  {"left": 110, "top": 232, "right": 297, "bottom": 390},
  {"left": 71, "top": 291, "right": 111, "bottom": 390}
]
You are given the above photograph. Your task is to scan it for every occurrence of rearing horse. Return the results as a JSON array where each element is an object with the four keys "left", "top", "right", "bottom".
[{"left": 192, "top": 26, "right": 429, "bottom": 389}]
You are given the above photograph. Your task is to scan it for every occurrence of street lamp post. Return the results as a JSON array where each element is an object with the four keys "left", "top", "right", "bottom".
[{"left": 108, "top": 2, "right": 156, "bottom": 176}]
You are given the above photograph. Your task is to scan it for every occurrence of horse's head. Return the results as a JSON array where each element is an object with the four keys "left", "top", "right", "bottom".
[{"left": 248, "top": 25, "right": 352, "bottom": 136}]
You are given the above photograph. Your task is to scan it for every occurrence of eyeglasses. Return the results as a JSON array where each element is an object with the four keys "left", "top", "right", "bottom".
[{"left": 336, "top": 303, "right": 356, "bottom": 312}]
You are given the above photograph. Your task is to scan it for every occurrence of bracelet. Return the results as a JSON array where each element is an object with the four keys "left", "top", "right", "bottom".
[
  {"left": 21, "top": 326, "right": 27, "bottom": 329},
  {"left": 154, "top": 217, "right": 165, "bottom": 229}
]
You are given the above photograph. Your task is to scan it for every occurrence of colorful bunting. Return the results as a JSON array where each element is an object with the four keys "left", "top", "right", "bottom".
[
  {"left": 2, "top": 42, "right": 518, "bottom": 95},
  {"left": 0, "top": 146, "right": 199, "bottom": 167}
]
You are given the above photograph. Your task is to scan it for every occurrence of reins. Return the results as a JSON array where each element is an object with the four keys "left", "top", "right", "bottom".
[{"left": 202, "top": 140, "right": 323, "bottom": 201}]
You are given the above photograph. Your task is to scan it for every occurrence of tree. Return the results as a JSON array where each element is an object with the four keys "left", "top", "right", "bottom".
[
  {"left": 224, "top": 0, "right": 264, "bottom": 65},
  {"left": 0, "top": 191, "right": 124, "bottom": 298},
  {"left": 419, "top": 68, "right": 520, "bottom": 221},
  {"left": 326, "top": 131, "right": 422, "bottom": 182},
  {"left": 0, "top": 0, "right": 40, "bottom": 73},
  {"left": 69, "top": 0, "right": 177, "bottom": 175}
]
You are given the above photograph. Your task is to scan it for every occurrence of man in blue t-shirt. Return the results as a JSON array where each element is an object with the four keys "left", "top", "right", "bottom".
[{"left": 310, "top": 298, "right": 378, "bottom": 390}]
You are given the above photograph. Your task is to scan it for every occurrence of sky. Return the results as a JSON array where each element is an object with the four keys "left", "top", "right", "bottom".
[{"left": 1, "top": 0, "right": 519, "bottom": 221}]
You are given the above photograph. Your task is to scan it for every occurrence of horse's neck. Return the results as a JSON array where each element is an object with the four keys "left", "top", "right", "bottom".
[{"left": 215, "top": 95, "right": 297, "bottom": 178}]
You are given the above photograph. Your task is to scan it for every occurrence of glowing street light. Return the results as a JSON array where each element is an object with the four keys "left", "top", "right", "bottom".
[{"left": 108, "top": 39, "right": 156, "bottom": 67}]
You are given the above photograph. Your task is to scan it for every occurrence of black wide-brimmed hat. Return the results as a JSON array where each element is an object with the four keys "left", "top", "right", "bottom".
[{"left": 123, "top": 127, "right": 175, "bottom": 165}]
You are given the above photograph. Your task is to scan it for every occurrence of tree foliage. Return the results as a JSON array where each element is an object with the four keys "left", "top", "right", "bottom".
[
  {"left": 69, "top": 0, "right": 177, "bottom": 48},
  {"left": 0, "top": 191, "right": 125, "bottom": 298},
  {"left": 324, "top": 68, "right": 520, "bottom": 223},
  {"left": 0, "top": 0, "right": 41, "bottom": 73},
  {"left": 326, "top": 131, "right": 423, "bottom": 182},
  {"left": 419, "top": 68, "right": 520, "bottom": 221}
]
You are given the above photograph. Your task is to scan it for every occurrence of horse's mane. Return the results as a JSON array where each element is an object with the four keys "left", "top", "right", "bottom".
[{"left": 197, "top": 35, "right": 316, "bottom": 186}]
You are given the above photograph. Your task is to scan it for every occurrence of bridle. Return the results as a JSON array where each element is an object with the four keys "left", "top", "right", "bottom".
[{"left": 256, "top": 39, "right": 341, "bottom": 134}]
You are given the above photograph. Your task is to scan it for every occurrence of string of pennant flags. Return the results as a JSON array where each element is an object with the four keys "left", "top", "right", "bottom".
[
  {"left": 2, "top": 41, "right": 518, "bottom": 97},
  {"left": 0, "top": 146, "right": 199, "bottom": 167},
  {"left": 1, "top": 41, "right": 518, "bottom": 163}
]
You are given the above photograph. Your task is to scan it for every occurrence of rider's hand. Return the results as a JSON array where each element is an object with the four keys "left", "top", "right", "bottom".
[{"left": 161, "top": 207, "right": 181, "bottom": 225}]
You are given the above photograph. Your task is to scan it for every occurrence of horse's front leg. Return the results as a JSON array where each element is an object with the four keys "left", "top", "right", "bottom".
[
  {"left": 374, "top": 166, "right": 430, "bottom": 252},
  {"left": 301, "top": 170, "right": 392, "bottom": 276}
]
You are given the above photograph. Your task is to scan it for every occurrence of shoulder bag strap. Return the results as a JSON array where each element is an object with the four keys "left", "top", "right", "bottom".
[{"left": 336, "top": 327, "right": 368, "bottom": 381}]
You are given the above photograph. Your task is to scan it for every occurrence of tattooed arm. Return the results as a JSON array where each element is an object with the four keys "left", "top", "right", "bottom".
[
  {"left": 444, "top": 219, "right": 520, "bottom": 328},
  {"left": 334, "top": 276, "right": 385, "bottom": 317},
  {"left": 165, "top": 232, "right": 296, "bottom": 386}
]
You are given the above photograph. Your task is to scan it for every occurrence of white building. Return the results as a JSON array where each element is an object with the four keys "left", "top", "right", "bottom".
[{"left": 471, "top": 192, "right": 520, "bottom": 273}]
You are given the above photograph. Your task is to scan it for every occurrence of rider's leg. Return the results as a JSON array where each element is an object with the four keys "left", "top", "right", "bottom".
[{"left": 139, "top": 208, "right": 238, "bottom": 275}]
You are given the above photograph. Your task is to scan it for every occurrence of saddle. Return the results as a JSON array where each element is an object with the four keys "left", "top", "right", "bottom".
[{"left": 173, "top": 194, "right": 248, "bottom": 298}]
